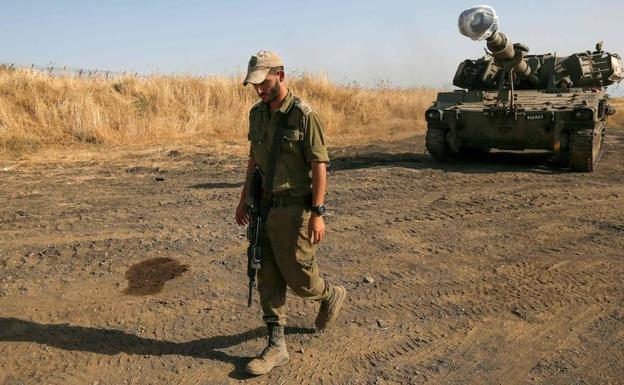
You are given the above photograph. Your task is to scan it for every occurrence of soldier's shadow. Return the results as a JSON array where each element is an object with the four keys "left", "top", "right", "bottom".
[{"left": 0, "top": 317, "right": 314, "bottom": 380}]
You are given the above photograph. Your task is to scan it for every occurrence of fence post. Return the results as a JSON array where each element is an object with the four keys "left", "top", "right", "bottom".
[{"left": 5, "top": 63, "right": 147, "bottom": 79}]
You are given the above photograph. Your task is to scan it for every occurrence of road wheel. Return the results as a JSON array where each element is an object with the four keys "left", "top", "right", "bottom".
[
  {"left": 426, "top": 126, "right": 455, "bottom": 162},
  {"left": 569, "top": 127, "right": 604, "bottom": 172}
]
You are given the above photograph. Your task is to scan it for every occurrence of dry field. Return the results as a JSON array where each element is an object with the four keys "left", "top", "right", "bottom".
[
  {"left": 610, "top": 96, "right": 624, "bottom": 128},
  {"left": 0, "top": 72, "right": 623, "bottom": 385},
  {"left": 0, "top": 68, "right": 435, "bottom": 155}
]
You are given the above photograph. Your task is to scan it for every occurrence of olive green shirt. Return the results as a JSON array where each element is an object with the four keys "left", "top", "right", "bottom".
[{"left": 248, "top": 91, "right": 329, "bottom": 196}]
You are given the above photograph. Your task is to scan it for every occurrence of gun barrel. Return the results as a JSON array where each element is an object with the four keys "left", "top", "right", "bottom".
[
  {"left": 458, "top": 6, "right": 532, "bottom": 79},
  {"left": 486, "top": 32, "right": 531, "bottom": 78},
  {"left": 248, "top": 281, "right": 254, "bottom": 307}
]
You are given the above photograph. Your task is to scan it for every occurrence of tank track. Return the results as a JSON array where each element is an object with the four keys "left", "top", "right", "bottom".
[
  {"left": 426, "top": 126, "right": 454, "bottom": 162},
  {"left": 569, "top": 127, "right": 605, "bottom": 172}
]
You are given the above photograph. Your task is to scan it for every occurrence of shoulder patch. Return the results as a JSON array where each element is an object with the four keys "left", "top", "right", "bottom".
[{"left": 293, "top": 99, "right": 313, "bottom": 116}]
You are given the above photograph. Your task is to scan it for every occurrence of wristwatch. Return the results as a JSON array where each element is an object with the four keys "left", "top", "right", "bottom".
[{"left": 311, "top": 205, "right": 326, "bottom": 216}]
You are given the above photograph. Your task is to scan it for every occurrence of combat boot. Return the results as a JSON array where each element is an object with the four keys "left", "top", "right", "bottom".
[
  {"left": 245, "top": 323, "right": 289, "bottom": 376},
  {"left": 315, "top": 284, "right": 347, "bottom": 330}
]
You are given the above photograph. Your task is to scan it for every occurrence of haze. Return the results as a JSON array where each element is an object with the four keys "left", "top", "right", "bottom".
[{"left": 1, "top": 0, "right": 623, "bottom": 94}]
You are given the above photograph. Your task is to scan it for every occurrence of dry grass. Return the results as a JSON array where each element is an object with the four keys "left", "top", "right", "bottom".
[
  {"left": 608, "top": 97, "right": 624, "bottom": 129},
  {"left": 0, "top": 68, "right": 436, "bottom": 155}
]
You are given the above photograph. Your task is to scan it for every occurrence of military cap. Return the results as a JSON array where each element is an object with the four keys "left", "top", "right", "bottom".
[{"left": 243, "top": 50, "right": 284, "bottom": 86}]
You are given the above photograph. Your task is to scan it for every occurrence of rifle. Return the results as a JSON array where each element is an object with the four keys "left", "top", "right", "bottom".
[
  {"left": 246, "top": 168, "right": 263, "bottom": 307},
  {"left": 245, "top": 102, "right": 292, "bottom": 306}
]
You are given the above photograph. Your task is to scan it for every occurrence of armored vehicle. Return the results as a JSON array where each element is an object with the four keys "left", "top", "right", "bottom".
[{"left": 425, "top": 6, "right": 623, "bottom": 171}]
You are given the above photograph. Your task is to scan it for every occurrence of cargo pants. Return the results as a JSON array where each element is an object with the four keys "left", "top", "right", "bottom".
[{"left": 258, "top": 200, "right": 330, "bottom": 326}]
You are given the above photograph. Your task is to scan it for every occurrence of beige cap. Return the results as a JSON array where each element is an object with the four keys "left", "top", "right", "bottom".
[{"left": 243, "top": 50, "right": 284, "bottom": 86}]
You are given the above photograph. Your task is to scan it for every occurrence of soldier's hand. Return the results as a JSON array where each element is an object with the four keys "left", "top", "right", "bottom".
[
  {"left": 235, "top": 201, "right": 250, "bottom": 226},
  {"left": 308, "top": 214, "right": 325, "bottom": 244}
]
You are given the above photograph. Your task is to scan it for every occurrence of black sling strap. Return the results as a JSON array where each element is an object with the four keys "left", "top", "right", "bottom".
[{"left": 260, "top": 97, "right": 300, "bottom": 220}]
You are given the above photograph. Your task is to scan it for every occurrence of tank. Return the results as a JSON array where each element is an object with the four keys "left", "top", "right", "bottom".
[{"left": 425, "top": 5, "right": 623, "bottom": 171}]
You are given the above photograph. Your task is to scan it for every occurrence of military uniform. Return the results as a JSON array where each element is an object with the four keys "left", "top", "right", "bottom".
[
  {"left": 240, "top": 50, "right": 346, "bottom": 376},
  {"left": 248, "top": 90, "right": 331, "bottom": 325}
]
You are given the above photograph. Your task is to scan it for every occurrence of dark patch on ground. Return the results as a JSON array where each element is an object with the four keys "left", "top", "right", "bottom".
[{"left": 123, "top": 258, "right": 189, "bottom": 295}]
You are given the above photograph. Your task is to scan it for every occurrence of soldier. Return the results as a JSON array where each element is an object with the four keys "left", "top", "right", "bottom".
[{"left": 235, "top": 50, "right": 347, "bottom": 376}]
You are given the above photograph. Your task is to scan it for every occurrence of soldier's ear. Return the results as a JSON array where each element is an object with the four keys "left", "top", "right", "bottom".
[{"left": 277, "top": 70, "right": 285, "bottom": 82}]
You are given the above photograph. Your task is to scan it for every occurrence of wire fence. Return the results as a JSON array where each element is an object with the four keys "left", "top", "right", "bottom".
[{"left": 0, "top": 62, "right": 138, "bottom": 79}]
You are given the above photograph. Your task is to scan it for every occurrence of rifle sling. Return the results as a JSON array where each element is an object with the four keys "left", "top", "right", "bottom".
[{"left": 261, "top": 98, "right": 299, "bottom": 220}]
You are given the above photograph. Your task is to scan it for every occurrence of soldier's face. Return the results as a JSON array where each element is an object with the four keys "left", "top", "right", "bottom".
[{"left": 254, "top": 72, "right": 283, "bottom": 103}]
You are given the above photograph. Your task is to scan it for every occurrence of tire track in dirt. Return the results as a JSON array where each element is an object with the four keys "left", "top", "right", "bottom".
[
  {"left": 328, "top": 259, "right": 622, "bottom": 380},
  {"left": 246, "top": 256, "right": 620, "bottom": 384},
  {"left": 2, "top": 132, "right": 624, "bottom": 384}
]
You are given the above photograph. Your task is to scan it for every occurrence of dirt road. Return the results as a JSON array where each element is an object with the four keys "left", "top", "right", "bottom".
[{"left": 1, "top": 129, "right": 623, "bottom": 385}]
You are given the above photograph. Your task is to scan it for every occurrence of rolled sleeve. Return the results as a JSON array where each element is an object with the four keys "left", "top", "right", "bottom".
[{"left": 304, "top": 112, "right": 329, "bottom": 163}]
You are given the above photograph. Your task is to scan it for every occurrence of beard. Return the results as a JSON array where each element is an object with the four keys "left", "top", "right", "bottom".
[{"left": 262, "top": 82, "right": 282, "bottom": 103}]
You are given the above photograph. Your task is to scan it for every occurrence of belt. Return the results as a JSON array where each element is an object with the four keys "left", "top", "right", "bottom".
[{"left": 269, "top": 193, "right": 312, "bottom": 208}]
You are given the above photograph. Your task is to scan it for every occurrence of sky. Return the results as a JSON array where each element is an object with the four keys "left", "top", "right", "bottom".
[{"left": 1, "top": 0, "right": 623, "bottom": 94}]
